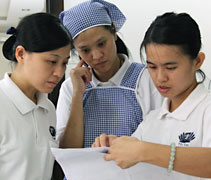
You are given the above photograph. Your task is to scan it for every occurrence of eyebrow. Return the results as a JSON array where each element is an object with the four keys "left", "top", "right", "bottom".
[
  {"left": 77, "top": 45, "right": 88, "bottom": 50},
  {"left": 96, "top": 37, "right": 106, "bottom": 43},
  {"left": 50, "top": 54, "right": 60, "bottom": 58},
  {"left": 77, "top": 37, "right": 106, "bottom": 49},
  {"left": 50, "top": 54, "right": 70, "bottom": 59},
  {"left": 146, "top": 60, "right": 178, "bottom": 66},
  {"left": 65, "top": 56, "right": 70, "bottom": 59}
]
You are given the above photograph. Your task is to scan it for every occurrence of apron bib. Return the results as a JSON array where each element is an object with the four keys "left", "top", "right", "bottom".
[{"left": 83, "top": 63, "right": 144, "bottom": 147}]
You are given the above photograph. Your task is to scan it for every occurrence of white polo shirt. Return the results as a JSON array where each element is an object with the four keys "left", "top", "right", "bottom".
[
  {"left": 56, "top": 54, "right": 163, "bottom": 142},
  {"left": 0, "top": 73, "right": 58, "bottom": 180},
  {"left": 132, "top": 83, "right": 211, "bottom": 180}
]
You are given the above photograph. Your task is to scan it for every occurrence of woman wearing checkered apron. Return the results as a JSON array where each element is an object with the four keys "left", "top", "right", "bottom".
[{"left": 56, "top": 0, "right": 162, "bottom": 152}]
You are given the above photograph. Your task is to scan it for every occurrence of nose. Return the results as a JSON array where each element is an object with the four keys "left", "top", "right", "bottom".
[
  {"left": 157, "top": 68, "right": 168, "bottom": 83},
  {"left": 92, "top": 49, "right": 103, "bottom": 60},
  {"left": 53, "top": 64, "right": 66, "bottom": 78}
]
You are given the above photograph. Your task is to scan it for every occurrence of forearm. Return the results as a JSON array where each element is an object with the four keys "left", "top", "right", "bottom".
[
  {"left": 174, "top": 147, "right": 211, "bottom": 177},
  {"left": 59, "top": 93, "right": 84, "bottom": 148},
  {"left": 141, "top": 142, "right": 211, "bottom": 178}
]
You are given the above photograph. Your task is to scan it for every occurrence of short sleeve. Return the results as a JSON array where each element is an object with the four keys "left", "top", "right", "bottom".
[
  {"left": 56, "top": 78, "right": 74, "bottom": 142},
  {"left": 202, "top": 103, "right": 211, "bottom": 147}
]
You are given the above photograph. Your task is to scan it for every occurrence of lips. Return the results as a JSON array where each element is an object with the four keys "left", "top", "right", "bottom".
[
  {"left": 158, "top": 86, "right": 170, "bottom": 93},
  {"left": 47, "top": 81, "right": 58, "bottom": 88},
  {"left": 96, "top": 61, "right": 107, "bottom": 66}
]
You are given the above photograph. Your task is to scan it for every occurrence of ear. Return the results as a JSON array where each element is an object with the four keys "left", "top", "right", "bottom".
[
  {"left": 114, "top": 32, "right": 117, "bottom": 41},
  {"left": 194, "top": 52, "right": 205, "bottom": 70},
  {"left": 111, "top": 23, "right": 117, "bottom": 41},
  {"left": 15, "top": 45, "right": 26, "bottom": 64}
]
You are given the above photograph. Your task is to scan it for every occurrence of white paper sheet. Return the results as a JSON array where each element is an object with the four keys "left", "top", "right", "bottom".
[
  {"left": 51, "top": 147, "right": 135, "bottom": 180},
  {"left": 51, "top": 147, "right": 182, "bottom": 180}
]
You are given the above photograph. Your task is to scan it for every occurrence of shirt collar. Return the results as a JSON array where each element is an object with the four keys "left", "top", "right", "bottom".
[
  {"left": 91, "top": 54, "right": 131, "bottom": 87},
  {"left": 158, "top": 83, "right": 209, "bottom": 120},
  {"left": 1, "top": 73, "right": 50, "bottom": 114}
]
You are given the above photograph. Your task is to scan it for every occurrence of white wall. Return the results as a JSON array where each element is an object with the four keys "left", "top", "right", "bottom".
[
  {"left": 0, "top": 43, "right": 12, "bottom": 79},
  {"left": 64, "top": 0, "right": 211, "bottom": 79},
  {"left": 1, "top": 0, "right": 211, "bottom": 79}
]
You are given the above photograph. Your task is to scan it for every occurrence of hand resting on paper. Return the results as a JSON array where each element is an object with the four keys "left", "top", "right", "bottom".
[{"left": 92, "top": 134, "right": 144, "bottom": 169}]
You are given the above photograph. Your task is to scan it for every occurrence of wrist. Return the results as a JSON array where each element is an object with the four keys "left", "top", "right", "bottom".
[
  {"left": 167, "top": 143, "right": 176, "bottom": 173},
  {"left": 137, "top": 141, "right": 151, "bottom": 163},
  {"left": 138, "top": 142, "right": 176, "bottom": 169},
  {"left": 72, "top": 90, "right": 84, "bottom": 98}
]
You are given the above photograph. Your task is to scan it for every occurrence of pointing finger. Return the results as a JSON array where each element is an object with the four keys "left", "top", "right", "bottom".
[{"left": 76, "top": 59, "right": 86, "bottom": 68}]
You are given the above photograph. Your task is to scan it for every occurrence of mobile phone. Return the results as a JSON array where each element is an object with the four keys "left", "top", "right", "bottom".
[
  {"left": 79, "top": 56, "right": 88, "bottom": 67},
  {"left": 83, "top": 61, "right": 89, "bottom": 67}
]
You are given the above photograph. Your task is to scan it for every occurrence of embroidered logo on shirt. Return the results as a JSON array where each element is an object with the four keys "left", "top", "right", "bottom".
[
  {"left": 49, "top": 126, "right": 56, "bottom": 140},
  {"left": 179, "top": 132, "right": 195, "bottom": 144}
]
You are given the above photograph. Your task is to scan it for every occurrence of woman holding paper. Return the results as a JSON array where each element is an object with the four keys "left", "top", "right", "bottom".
[{"left": 93, "top": 12, "right": 211, "bottom": 179}]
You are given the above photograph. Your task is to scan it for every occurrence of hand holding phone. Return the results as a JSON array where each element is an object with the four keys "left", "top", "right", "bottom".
[
  {"left": 83, "top": 61, "right": 89, "bottom": 67},
  {"left": 79, "top": 55, "right": 89, "bottom": 67}
]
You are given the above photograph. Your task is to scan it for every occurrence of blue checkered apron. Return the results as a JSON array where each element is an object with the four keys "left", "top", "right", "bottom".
[{"left": 83, "top": 62, "right": 144, "bottom": 147}]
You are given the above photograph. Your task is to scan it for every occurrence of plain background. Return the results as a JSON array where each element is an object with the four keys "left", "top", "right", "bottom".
[
  {"left": 0, "top": 0, "right": 211, "bottom": 79},
  {"left": 64, "top": 0, "right": 211, "bottom": 79}
]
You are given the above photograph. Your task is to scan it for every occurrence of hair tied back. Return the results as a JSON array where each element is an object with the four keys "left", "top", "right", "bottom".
[{"left": 6, "top": 27, "right": 17, "bottom": 35}]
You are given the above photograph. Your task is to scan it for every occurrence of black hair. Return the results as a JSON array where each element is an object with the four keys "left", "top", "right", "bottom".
[
  {"left": 2, "top": 12, "right": 72, "bottom": 62},
  {"left": 140, "top": 12, "right": 205, "bottom": 82},
  {"left": 103, "top": 25, "right": 129, "bottom": 57}
]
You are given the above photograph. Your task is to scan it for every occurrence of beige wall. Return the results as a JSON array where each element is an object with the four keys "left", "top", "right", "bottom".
[{"left": 0, "top": 43, "right": 13, "bottom": 79}]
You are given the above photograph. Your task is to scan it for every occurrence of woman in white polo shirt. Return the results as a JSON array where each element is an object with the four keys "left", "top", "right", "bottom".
[
  {"left": 93, "top": 12, "right": 211, "bottom": 179},
  {"left": 0, "top": 13, "right": 71, "bottom": 180}
]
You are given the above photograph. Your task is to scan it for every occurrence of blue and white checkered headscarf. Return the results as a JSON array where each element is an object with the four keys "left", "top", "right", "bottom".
[{"left": 59, "top": 0, "right": 126, "bottom": 39}]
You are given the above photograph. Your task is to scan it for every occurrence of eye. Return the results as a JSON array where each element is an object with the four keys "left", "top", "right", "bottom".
[
  {"left": 166, "top": 67, "right": 177, "bottom": 70},
  {"left": 98, "top": 41, "right": 106, "bottom": 47},
  {"left": 81, "top": 48, "right": 90, "bottom": 53},
  {"left": 63, "top": 61, "right": 68, "bottom": 66},
  {"left": 47, "top": 60, "right": 57, "bottom": 65},
  {"left": 147, "top": 64, "right": 156, "bottom": 70}
]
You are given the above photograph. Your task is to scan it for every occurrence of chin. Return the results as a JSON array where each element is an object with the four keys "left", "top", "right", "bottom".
[
  {"left": 47, "top": 88, "right": 54, "bottom": 94},
  {"left": 159, "top": 92, "right": 169, "bottom": 98},
  {"left": 39, "top": 87, "right": 54, "bottom": 94}
]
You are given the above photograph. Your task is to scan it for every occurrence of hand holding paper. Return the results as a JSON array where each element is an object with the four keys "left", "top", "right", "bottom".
[{"left": 51, "top": 147, "right": 132, "bottom": 180}]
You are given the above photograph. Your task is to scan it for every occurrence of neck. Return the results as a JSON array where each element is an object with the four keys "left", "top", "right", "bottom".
[
  {"left": 169, "top": 81, "right": 198, "bottom": 112},
  {"left": 10, "top": 71, "right": 37, "bottom": 104},
  {"left": 94, "top": 55, "right": 123, "bottom": 82}
]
